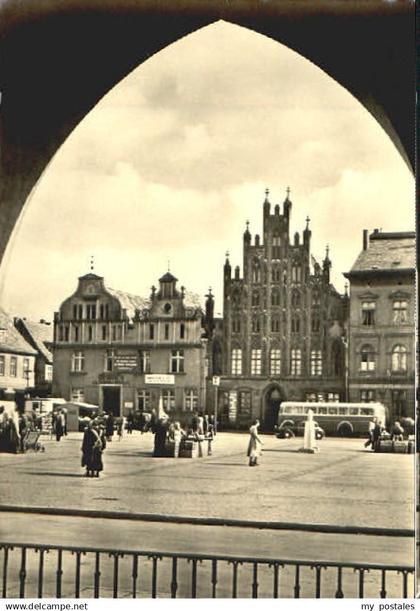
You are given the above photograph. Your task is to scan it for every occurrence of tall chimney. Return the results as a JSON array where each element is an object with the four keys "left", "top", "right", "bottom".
[{"left": 363, "top": 229, "right": 369, "bottom": 251}]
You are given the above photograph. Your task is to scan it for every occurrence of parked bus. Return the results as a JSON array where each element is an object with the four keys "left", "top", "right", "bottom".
[{"left": 276, "top": 401, "right": 387, "bottom": 437}]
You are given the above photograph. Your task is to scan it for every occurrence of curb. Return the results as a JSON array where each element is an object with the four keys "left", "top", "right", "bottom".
[{"left": 0, "top": 504, "right": 413, "bottom": 538}]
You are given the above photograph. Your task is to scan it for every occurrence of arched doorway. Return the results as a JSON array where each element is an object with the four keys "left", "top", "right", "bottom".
[{"left": 263, "top": 384, "right": 286, "bottom": 432}]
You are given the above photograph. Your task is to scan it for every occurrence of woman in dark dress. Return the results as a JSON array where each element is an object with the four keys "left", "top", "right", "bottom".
[
  {"left": 81, "top": 421, "right": 106, "bottom": 477},
  {"left": 105, "top": 413, "right": 114, "bottom": 442}
]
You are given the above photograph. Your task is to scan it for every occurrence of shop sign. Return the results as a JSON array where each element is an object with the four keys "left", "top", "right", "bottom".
[
  {"left": 145, "top": 374, "right": 175, "bottom": 385},
  {"left": 114, "top": 354, "right": 138, "bottom": 371},
  {"left": 98, "top": 372, "right": 124, "bottom": 384}
]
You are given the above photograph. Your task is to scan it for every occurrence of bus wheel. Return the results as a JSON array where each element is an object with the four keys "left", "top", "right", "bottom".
[
  {"left": 337, "top": 423, "right": 353, "bottom": 437},
  {"left": 283, "top": 427, "right": 294, "bottom": 439}
]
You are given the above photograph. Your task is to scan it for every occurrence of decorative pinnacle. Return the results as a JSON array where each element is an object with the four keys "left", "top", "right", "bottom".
[
  {"left": 326, "top": 244, "right": 330, "bottom": 259},
  {"left": 264, "top": 188, "right": 270, "bottom": 201},
  {"left": 286, "top": 186, "right": 291, "bottom": 198},
  {"left": 305, "top": 216, "right": 310, "bottom": 229},
  {"left": 208, "top": 287, "right": 212, "bottom": 295},
  {"left": 246, "top": 220, "right": 250, "bottom": 230},
  {"left": 167, "top": 259, "right": 170, "bottom": 272},
  {"left": 90, "top": 255, "right": 94, "bottom": 272},
  {"left": 225, "top": 250, "right": 230, "bottom": 259}
]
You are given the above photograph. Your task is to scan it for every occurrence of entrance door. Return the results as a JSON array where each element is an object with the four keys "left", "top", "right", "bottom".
[
  {"left": 102, "top": 386, "right": 121, "bottom": 417},
  {"left": 263, "top": 387, "right": 283, "bottom": 431}
]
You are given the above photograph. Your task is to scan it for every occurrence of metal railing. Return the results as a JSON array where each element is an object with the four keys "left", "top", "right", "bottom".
[{"left": 0, "top": 542, "right": 414, "bottom": 599}]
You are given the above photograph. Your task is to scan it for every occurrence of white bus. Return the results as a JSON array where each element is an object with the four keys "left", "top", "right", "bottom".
[{"left": 277, "top": 401, "right": 387, "bottom": 437}]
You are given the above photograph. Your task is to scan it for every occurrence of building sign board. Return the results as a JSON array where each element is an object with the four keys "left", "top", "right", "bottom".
[
  {"left": 145, "top": 374, "right": 175, "bottom": 385},
  {"left": 114, "top": 355, "right": 138, "bottom": 371},
  {"left": 228, "top": 391, "right": 237, "bottom": 422},
  {"left": 212, "top": 376, "right": 220, "bottom": 386},
  {"left": 98, "top": 372, "right": 125, "bottom": 384}
]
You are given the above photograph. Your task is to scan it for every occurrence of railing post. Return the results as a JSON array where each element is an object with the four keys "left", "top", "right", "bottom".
[
  {"left": 109, "top": 552, "right": 123, "bottom": 599},
  {"left": 19, "top": 547, "right": 27, "bottom": 598},
  {"left": 188, "top": 558, "right": 202, "bottom": 598},
  {"left": 294, "top": 565, "right": 300, "bottom": 599},
  {"left": 72, "top": 550, "right": 84, "bottom": 598},
  {"left": 356, "top": 568, "right": 368, "bottom": 598},
  {"left": 380, "top": 569, "right": 386, "bottom": 598},
  {"left": 35, "top": 548, "right": 47, "bottom": 598},
  {"left": 170, "top": 557, "right": 178, "bottom": 598},
  {"left": 211, "top": 559, "right": 217, "bottom": 598},
  {"left": 311, "top": 564, "right": 324, "bottom": 598},
  {"left": 251, "top": 562, "right": 258, "bottom": 599},
  {"left": 269, "top": 562, "right": 281, "bottom": 598},
  {"left": 131, "top": 554, "right": 139, "bottom": 599},
  {"left": 56, "top": 549, "right": 63, "bottom": 599},
  {"left": 94, "top": 552, "right": 101, "bottom": 598},
  {"left": 149, "top": 555, "right": 161, "bottom": 598},
  {"left": 399, "top": 570, "right": 409, "bottom": 598},
  {"left": 229, "top": 560, "right": 241, "bottom": 598},
  {"left": 335, "top": 566, "right": 344, "bottom": 598},
  {"left": 2, "top": 546, "right": 11, "bottom": 599}
]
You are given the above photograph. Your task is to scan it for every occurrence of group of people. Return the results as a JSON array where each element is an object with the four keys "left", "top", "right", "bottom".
[
  {"left": 365, "top": 417, "right": 414, "bottom": 451},
  {"left": 149, "top": 410, "right": 217, "bottom": 458}
]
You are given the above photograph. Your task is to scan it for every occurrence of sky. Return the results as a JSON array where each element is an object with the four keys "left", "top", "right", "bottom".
[{"left": 0, "top": 20, "right": 414, "bottom": 319}]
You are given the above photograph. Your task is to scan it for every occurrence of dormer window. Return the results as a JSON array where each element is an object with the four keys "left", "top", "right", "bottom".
[{"left": 164, "top": 303, "right": 172, "bottom": 313}]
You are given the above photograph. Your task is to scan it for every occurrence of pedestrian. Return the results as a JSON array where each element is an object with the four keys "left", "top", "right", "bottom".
[
  {"left": 391, "top": 420, "right": 404, "bottom": 441},
  {"left": 19, "top": 414, "right": 28, "bottom": 452},
  {"left": 105, "top": 412, "right": 114, "bottom": 442},
  {"left": 55, "top": 409, "right": 65, "bottom": 442},
  {"left": 203, "top": 414, "right": 209, "bottom": 435},
  {"left": 61, "top": 407, "right": 68, "bottom": 435},
  {"left": 116, "top": 417, "right": 124, "bottom": 441},
  {"left": 209, "top": 414, "right": 217, "bottom": 436},
  {"left": 206, "top": 419, "right": 214, "bottom": 456},
  {"left": 126, "top": 410, "right": 134, "bottom": 434},
  {"left": 197, "top": 412, "right": 204, "bottom": 435},
  {"left": 153, "top": 416, "right": 169, "bottom": 457},
  {"left": 191, "top": 411, "right": 199, "bottom": 433},
  {"left": 371, "top": 418, "right": 383, "bottom": 451},
  {"left": 247, "top": 419, "right": 263, "bottom": 466},
  {"left": 170, "top": 421, "right": 185, "bottom": 458},
  {"left": 81, "top": 421, "right": 106, "bottom": 477}
]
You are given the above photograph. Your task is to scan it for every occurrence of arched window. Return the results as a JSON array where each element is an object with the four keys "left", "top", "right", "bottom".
[
  {"left": 391, "top": 345, "right": 407, "bottom": 372},
  {"left": 271, "top": 267, "right": 281, "bottom": 282},
  {"left": 231, "top": 348, "right": 242, "bottom": 375},
  {"left": 271, "top": 317, "right": 280, "bottom": 332},
  {"left": 251, "top": 317, "right": 260, "bottom": 333},
  {"left": 232, "top": 318, "right": 241, "bottom": 334},
  {"left": 291, "top": 316, "right": 300, "bottom": 333},
  {"left": 271, "top": 289, "right": 280, "bottom": 306},
  {"left": 252, "top": 291, "right": 260, "bottom": 307},
  {"left": 312, "top": 291, "right": 320, "bottom": 306},
  {"left": 292, "top": 265, "right": 302, "bottom": 283},
  {"left": 331, "top": 341, "right": 343, "bottom": 376},
  {"left": 252, "top": 261, "right": 261, "bottom": 283},
  {"left": 290, "top": 349, "right": 302, "bottom": 375},
  {"left": 310, "top": 350, "right": 322, "bottom": 376},
  {"left": 360, "top": 345, "right": 375, "bottom": 372},
  {"left": 270, "top": 349, "right": 281, "bottom": 375},
  {"left": 311, "top": 314, "right": 320, "bottom": 333},
  {"left": 291, "top": 290, "right": 300, "bottom": 308},
  {"left": 272, "top": 235, "right": 282, "bottom": 259}
]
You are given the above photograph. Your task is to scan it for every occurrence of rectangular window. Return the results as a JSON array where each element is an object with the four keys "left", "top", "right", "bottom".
[
  {"left": 328, "top": 407, "right": 338, "bottom": 415},
  {"left": 180, "top": 323, "right": 185, "bottom": 339},
  {"left": 0, "top": 355, "right": 4, "bottom": 376},
  {"left": 162, "top": 389, "right": 175, "bottom": 411},
  {"left": 87, "top": 325, "right": 93, "bottom": 342},
  {"left": 361, "top": 301, "right": 376, "bottom": 326},
  {"left": 139, "top": 350, "right": 151, "bottom": 374},
  {"left": 170, "top": 350, "right": 184, "bottom": 373},
  {"left": 105, "top": 350, "right": 114, "bottom": 372},
  {"left": 86, "top": 304, "right": 97, "bottom": 320},
  {"left": 73, "top": 304, "right": 78, "bottom": 319},
  {"left": 10, "top": 356, "right": 17, "bottom": 377},
  {"left": 306, "top": 392, "right": 317, "bottom": 402},
  {"left": 149, "top": 324, "right": 154, "bottom": 340},
  {"left": 164, "top": 323, "right": 170, "bottom": 340},
  {"left": 138, "top": 390, "right": 151, "bottom": 411},
  {"left": 251, "top": 349, "right": 262, "bottom": 375},
  {"left": 310, "top": 350, "right": 322, "bottom": 376},
  {"left": 238, "top": 391, "right": 252, "bottom": 418},
  {"left": 184, "top": 388, "right": 198, "bottom": 411},
  {"left": 360, "top": 348, "right": 375, "bottom": 371},
  {"left": 326, "top": 392, "right": 340, "bottom": 403},
  {"left": 270, "top": 349, "right": 281, "bottom": 375},
  {"left": 23, "top": 357, "right": 30, "bottom": 372},
  {"left": 71, "top": 388, "right": 85, "bottom": 402},
  {"left": 393, "top": 300, "right": 408, "bottom": 324},
  {"left": 45, "top": 365, "right": 53, "bottom": 381},
  {"left": 72, "top": 351, "right": 85, "bottom": 372},
  {"left": 232, "top": 318, "right": 241, "bottom": 333},
  {"left": 99, "top": 304, "right": 104, "bottom": 319},
  {"left": 290, "top": 349, "right": 301, "bottom": 375},
  {"left": 101, "top": 325, "right": 107, "bottom": 341},
  {"left": 74, "top": 326, "right": 80, "bottom": 342},
  {"left": 349, "top": 407, "right": 359, "bottom": 415},
  {"left": 231, "top": 349, "right": 242, "bottom": 375},
  {"left": 271, "top": 318, "right": 280, "bottom": 332},
  {"left": 360, "top": 389, "right": 376, "bottom": 403},
  {"left": 272, "top": 236, "right": 281, "bottom": 259},
  {"left": 252, "top": 318, "right": 260, "bottom": 333},
  {"left": 392, "top": 390, "right": 408, "bottom": 419},
  {"left": 111, "top": 324, "right": 122, "bottom": 342}
]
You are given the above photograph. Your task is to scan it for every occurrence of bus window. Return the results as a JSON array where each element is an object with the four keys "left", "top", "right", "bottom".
[
  {"left": 282, "top": 406, "right": 291, "bottom": 414},
  {"left": 349, "top": 408, "right": 359, "bottom": 415},
  {"left": 304, "top": 406, "right": 309, "bottom": 414},
  {"left": 338, "top": 407, "right": 348, "bottom": 415},
  {"left": 294, "top": 406, "right": 304, "bottom": 414},
  {"left": 360, "top": 408, "right": 374, "bottom": 416},
  {"left": 328, "top": 407, "right": 338, "bottom": 415},
  {"left": 318, "top": 407, "right": 327, "bottom": 415}
]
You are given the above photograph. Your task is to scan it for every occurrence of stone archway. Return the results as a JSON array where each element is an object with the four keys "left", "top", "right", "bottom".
[
  {"left": 262, "top": 383, "right": 286, "bottom": 432},
  {"left": 0, "top": 1, "right": 414, "bottom": 266}
]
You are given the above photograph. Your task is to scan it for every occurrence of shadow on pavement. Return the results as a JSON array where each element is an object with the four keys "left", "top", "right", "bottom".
[{"left": 22, "top": 471, "right": 86, "bottom": 478}]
